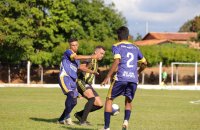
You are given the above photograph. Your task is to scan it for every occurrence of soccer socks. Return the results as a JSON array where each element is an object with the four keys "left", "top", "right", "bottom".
[
  {"left": 64, "top": 92, "right": 77, "bottom": 119},
  {"left": 80, "top": 97, "right": 95, "bottom": 123},
  {"left": 124, "top": 110, "right": 131, "bottom": 121},
  {"left": 90, "top": 105, "right": 103, "bottom": 112},
  {"left": 76, "top": 104, "right": 102, "bottom": 121},
  {"left": 104, "top": 112, "right": 111, "bottom": 129}
]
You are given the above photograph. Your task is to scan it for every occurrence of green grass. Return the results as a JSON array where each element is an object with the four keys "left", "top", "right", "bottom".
[{"left": 0, "top": 87, "right": 200, "bottom": 130}]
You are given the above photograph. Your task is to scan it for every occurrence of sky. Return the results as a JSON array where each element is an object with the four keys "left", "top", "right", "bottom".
[{"left": 105, "top": 0, "right": 200, "bottom": 37}]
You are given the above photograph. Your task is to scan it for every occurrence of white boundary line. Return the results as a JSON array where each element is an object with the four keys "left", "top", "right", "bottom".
[
  {"left": 190, "top": 100, "right": 200, "bottom": 104},
  {"left": 0, "top": 84, "right": 200, "bottom": 90}
]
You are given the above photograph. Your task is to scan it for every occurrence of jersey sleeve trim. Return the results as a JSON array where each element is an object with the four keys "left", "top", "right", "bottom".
[
  {"left": 138, "top": 57, "right": 146, "bottom": 63},
  {"left": 114, "top": 54, "right": 121, "bottom": 59},
  {"left": 70, "top": 53, "right": 77, "bottom": 60},
  {"left": 113, "top": 41, "right": 132, "bottom": 46}
]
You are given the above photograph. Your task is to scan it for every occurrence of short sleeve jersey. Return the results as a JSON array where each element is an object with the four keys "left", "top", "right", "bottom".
[
  {"left": 112, "top": 41, "right": 144, "bottom": 83},
  {"left": 78, "top": 59, "right": 98, "bottom": 85},
  {"left": 60, "top": 49, "right": 80, "bottom": 80}
]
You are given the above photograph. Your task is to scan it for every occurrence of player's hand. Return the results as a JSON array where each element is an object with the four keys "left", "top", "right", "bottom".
[
  {"left": 101, "top": 77, "right": 109, "bottom": 86},
  {"left": 91, "top": 53, "right": 101, "bottom": 60},
  {"left": 91, "top": 54, "right": 98, "bottom": 59}
]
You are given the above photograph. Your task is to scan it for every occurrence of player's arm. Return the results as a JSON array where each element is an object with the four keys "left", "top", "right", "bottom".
[
  {"left": 138, "top": 57, "right": 147, "bottom": 74},
  {"left": 72, "top": 54, "right": 99, "bottom": 60},
  {"left": 79, "top": 63, "right": 99, "bottom": 75},
  {"left": 101, "top": 58, "right": 120, "bottom": 85}
]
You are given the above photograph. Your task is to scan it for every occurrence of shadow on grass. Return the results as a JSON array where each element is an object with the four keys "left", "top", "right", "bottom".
[
  {"left": 30, "top": 117, "right": 103, "bottom": 130},
  {"left": 30, "top": 117, "right": 58, "bottom": 123},
  {"left": 62, "top": 126, "right": 97, "bottom": 130}
]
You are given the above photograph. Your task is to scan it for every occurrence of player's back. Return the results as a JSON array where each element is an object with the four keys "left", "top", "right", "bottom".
[{"left": 112, "top": 42, "right": 141, "bottom": 83}]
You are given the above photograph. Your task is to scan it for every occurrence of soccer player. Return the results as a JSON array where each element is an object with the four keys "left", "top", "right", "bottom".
[
  {"left": 74, "top": 46, "right": 105, "bottom": 125},
  {"left": 57, "top": 38, "right": 101, "bottom": 125},
  {"left": 101, "top": 26, "right": 147, "bottom": 130}
]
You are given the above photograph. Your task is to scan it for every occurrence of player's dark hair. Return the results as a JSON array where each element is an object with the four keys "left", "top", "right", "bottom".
[
  {"left": 117, "top": 26, "right": 129, "bottom": 41},
  {"left": 68, "top": 38, "right": 78, "bottom": 44},
  {"left": 95, "top": 45, "right": 106, "bottom": 51}
]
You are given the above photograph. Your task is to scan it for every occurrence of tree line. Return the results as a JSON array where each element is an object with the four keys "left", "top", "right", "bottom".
[
  {"left": 0, "top": 0, "right": 200, "bottom": 68},
  {"left": 0, "top": 0, "right": 125, "bottom": 67}
]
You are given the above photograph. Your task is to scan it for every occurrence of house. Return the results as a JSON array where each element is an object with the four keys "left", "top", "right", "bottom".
[{"left": 135, "top": 32, "right": 197, "bottom": 46}]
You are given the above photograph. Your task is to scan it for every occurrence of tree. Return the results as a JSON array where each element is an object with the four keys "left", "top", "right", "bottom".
[
  {"left": 71, "top": 0, "right": 126, "bottom": 41},
  {"left": 0, "top": 0, "right": 126, "bottom": 67},
  {"left": 179, "top": 15, "right": 200, "bottom": 32}
]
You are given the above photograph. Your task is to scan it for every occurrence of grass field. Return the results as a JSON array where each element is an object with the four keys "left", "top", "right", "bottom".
[{"left": 0, "top": 87, "right": 200, "bottom": 130}]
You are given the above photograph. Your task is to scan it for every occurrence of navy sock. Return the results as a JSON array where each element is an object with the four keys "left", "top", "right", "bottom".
[
  {"left": 104, "top": 112, "right": 111, "bottom": 129},
  {"left": 124, "top": 110, "right": 131, "bottom": 121},
  {"left": 64, "top": 92, "right": 77, "bottom": 119},
  {"left": 81, "top": 97, "right": 95, "bottom": 123}
]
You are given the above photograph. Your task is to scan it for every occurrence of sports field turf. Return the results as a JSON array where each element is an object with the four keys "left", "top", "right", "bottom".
[{"left": 0, "top": 87, "right": 200, "bottom": 130}]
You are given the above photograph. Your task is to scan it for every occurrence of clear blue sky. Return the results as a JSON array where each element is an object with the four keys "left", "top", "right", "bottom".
[{"left": 106, "top": 0, "right": 200, "bottom": 37}]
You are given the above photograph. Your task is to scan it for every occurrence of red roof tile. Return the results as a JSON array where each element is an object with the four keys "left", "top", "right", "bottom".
[
  {"left": 143, "top": 32, "right": 197, "bottom": 41},
  {"left": 135, "top": 39, "right": 171, "bottom": 46}
]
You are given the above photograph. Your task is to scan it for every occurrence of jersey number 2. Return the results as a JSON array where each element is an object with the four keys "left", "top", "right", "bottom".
[{"left": 127, "top": 52, "right": 134, "bottom": 68}]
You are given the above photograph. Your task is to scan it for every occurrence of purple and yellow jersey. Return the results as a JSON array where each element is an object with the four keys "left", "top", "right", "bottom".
[
  {"left": 60, "top": 49, "right": 80, "bottom": 80},
  {"left": 112, "top": 41, "right": 145, "bottom": 83}
]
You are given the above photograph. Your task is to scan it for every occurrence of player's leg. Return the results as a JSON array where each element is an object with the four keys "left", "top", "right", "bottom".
[
  {"left": 104, "top": 81, "right": 125, "bottom": 129},
  {"left": 122, "top": 82, "right": 137, "bottom": 129},
  {"left": 122, "top": 97, "right": 132, "bottom": 130},
  {"left": 80, "top": 88, "right": 95, "bottom": 125},
  {"left": 91, "top": 96, "right": 103, "bottom": 112},
  {"left": 104, "top": 97, "right": 113, "bottom": 129},
  {"left": 58, "top": 76, "right": 77, "bottom": 125},
  {"left": 75, "top": 80, "right": 95, "bottom": 125}
]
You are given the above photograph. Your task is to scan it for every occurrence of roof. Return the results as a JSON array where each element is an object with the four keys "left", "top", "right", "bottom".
[
  {"left": 143, "top": 32, "right": 197, "bottom": 41},
  {"left": 135, "top": 39, "right": 171, "bottom": 46}
]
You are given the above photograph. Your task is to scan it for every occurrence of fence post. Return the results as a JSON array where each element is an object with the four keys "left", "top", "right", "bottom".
[
  {"left": 195, "top": 62, "right": 198, "bottom": 86},
  {"left": 8, "top": 65, "right": 11, "bottom": 83},
  {"left": 142, "top": 72, "right": 145, "bottom": 85},
  {"left": 171, "top": 63, "right": 173, "bottom": 86},
  {"left": 159, "top": 62, "right": 162, "bottom": 85},
  {"left": 27, "top": 61, "right": 31, "bottom": 84}
]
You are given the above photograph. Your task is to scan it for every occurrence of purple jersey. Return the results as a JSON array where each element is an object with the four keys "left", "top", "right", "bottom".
[
  {"left": 112, "top": 41, "right": 144, "bottom": 83},
  {"left": 60, "top": 49, "right": 80, "bottom": 80}
]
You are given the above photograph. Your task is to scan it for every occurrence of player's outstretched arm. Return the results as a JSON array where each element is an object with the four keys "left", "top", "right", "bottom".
[
  {"left": 79, "top": 64, "right": 99, "bottom": 75},
  {"left": 73, "top": 54, "right": 100, "bottom": 60},
  {"left": 101, "top": 59, "right": 120, "bottom": 86}
]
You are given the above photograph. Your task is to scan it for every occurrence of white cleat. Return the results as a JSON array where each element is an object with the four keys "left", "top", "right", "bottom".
[
  {"left": 64, "top": 118, "right": 75, "bottom": 125},
  {"left": 122, "top": 120, "right": 128, "bottom": 130}
]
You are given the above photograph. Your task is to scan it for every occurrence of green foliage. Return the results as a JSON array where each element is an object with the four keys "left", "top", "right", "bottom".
[
  {"left": 71, "top": 0, "right": 126, "bottom": 41},
  {"left": 179, "top": 15, "right": 200, "bottom": 32},
  {"left": 0, "top": 0, "right": 126, "bottom": 66},
  {"left": 140, "top": 43, "right": 200, "bottom": 66}
]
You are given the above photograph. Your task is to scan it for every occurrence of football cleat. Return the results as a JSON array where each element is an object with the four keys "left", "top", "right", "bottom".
[
  {"left": 122, "top": 120, "right": 128, "bottom": 130},
  {"left": 64, "top": 118, "right": 75, "bottom": 125}
]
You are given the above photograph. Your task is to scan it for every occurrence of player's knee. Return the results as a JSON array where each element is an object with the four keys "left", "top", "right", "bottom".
[
  {"left": 94, "top": 98, "right": 103, "bottom": 106},
  {"left": 84, "top": 89, "right": 94, "bottom": 98}
]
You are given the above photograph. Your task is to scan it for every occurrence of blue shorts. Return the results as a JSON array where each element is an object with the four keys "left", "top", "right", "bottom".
[
  {"left": 107, "top": 81, "right": 137, "bottom": 101},
  {"left": 59, "top": 75, "right": 78, "bottom": 97}
]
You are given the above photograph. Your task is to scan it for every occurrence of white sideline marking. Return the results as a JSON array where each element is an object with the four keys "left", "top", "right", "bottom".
[
  {"left": 0, "top": 84, "right": 200, "bottom": 90},
  {"left": 190, "top": 100, "right": 200, "bottom": 104}
]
